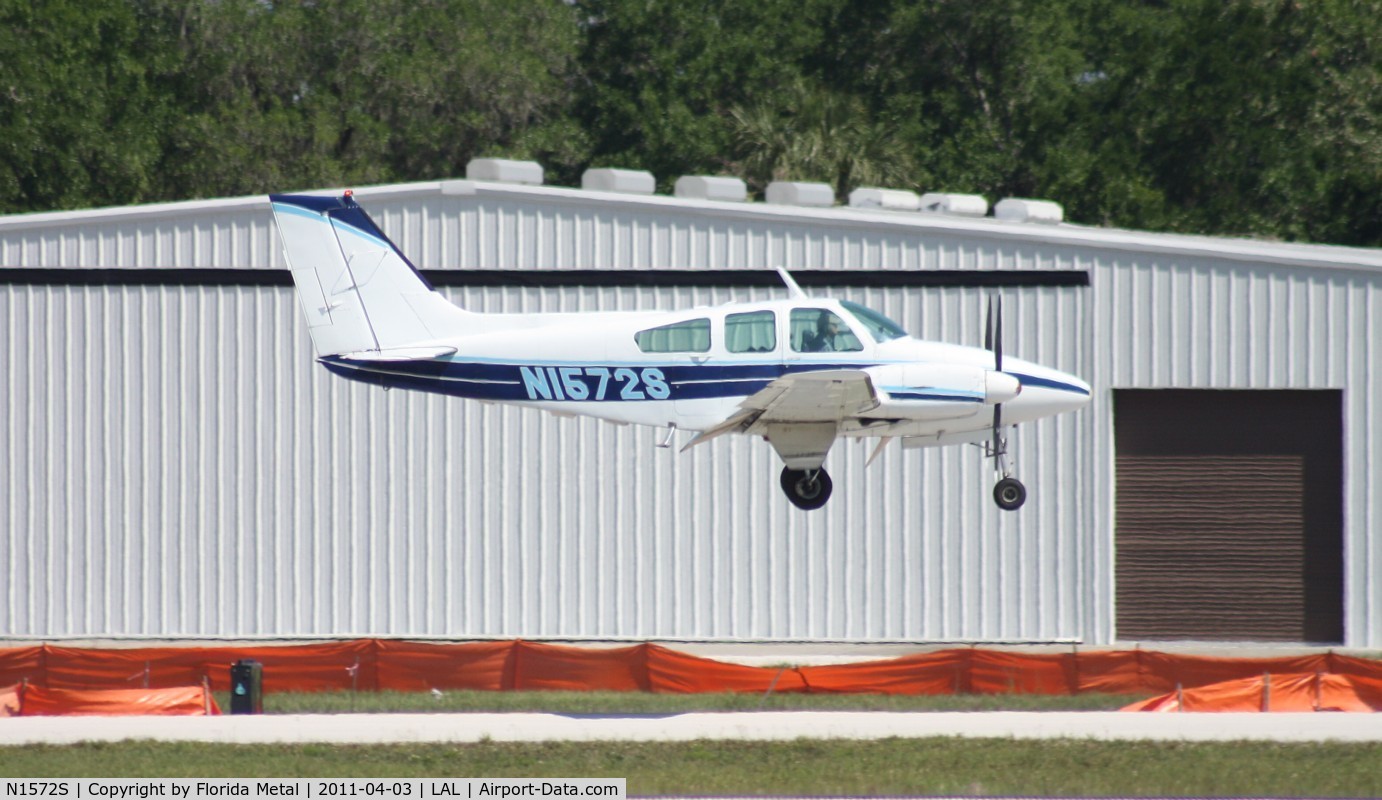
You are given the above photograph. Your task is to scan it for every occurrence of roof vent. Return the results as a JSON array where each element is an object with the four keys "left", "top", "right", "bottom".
[
  {"left": 994, "top": 198, "right": 1064, "bottom": 224},
  {"left": 919, "top": 193, "right": 989, "bottom": 217},
  {"left": 465, "top": 158, "right": 544, "bottom": 185},
  {"left": 582, "top": 168, "right": 656, "bottom": 195},
  {"left": 848, "top": 187, "right": 922, "bottom": 211},
  {"left": 765, "top": 181, "right": 835, "bottom": 208},
  {"left": 674, "top": 175, "right": 748, "bottom": 202}
]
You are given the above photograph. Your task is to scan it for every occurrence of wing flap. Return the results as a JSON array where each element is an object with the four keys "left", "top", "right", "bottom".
[
  {"left": 750, "top": 370, "right": 880, "bottom": 422},
  {"left": 684, "top": 370, "right": 880, "bottom": 452}
]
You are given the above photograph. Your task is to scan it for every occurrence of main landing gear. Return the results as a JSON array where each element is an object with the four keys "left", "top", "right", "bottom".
[{"left": 780, "top": 466, "right": 833, "bottom": 511}]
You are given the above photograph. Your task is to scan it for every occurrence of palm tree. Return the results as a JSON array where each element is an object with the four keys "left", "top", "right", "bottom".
[{"left": 729, "top": 80, "right": 918, "bottom": 199}]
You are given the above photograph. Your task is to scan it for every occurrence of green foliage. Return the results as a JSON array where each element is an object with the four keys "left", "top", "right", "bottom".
[
  {"left": 1, "top": 0, "right": 584, "bottom": 209},
  {"left": 0, "top": 0, "right": 173, "bottom": 212},
  {"left": 159, "top": 0, "right": 585, "bottom": 199},
  {"left": 729, "top": 77, "right": 919, "bottom": 198},
  {"left": 574, "top": 0, "right": 844, "bottom": 189},
  {"left": 0, "top": 0, "right": 1379, "bottom": 244}
]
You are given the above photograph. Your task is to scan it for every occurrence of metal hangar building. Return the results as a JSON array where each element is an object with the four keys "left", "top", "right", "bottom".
[{"left": 2, "top": 166, "right": 1379, "bottom": 648}]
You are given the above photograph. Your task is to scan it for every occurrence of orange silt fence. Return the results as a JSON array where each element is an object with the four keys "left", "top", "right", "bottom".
[
  {"left": 798, "top": 649, "right": 969, "bottom": 695},
  {"left": 511, "top": 641, "right": 650, "bottom": 692},
  {"left": 647, "top": 644, "right": 807, "bottom": 694},
  {"left": 373, "top": 640, "right": 515, "bottom": 692},
  {"left": 10, "top": 683, "right": 219, "bottom": 716},
  {"left": 1, "top": 640, "right": 1379, "bottom": 699},
  {"left": 1123, "top": 672, "right": 1382, "bottom": 712},
  {"left": 0, "top": 682, "right": 21, "bottom": 716},
  {"left": 34, "top": 640, "right": 375, "bottom": 692}
]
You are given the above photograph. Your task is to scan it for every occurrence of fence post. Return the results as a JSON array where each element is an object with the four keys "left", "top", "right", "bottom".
[
  {"left": 1262, "top": 672, "right": 1271, "bottom": 712},
  {"left": 348, "top": 656, "right": 361, "bottom": 712},
  {"left": 758, "top": 667, "right": 788, "bottom": 709}
]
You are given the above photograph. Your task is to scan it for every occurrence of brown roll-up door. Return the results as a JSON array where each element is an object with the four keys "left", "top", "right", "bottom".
[{"left": 1114, "top": 390, "right": 1343, "bottom": 643}]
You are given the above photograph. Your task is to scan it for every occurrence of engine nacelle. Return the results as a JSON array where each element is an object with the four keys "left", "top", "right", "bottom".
[{"left": 863, "top": 362, "right": 1020, "bottom": 421}]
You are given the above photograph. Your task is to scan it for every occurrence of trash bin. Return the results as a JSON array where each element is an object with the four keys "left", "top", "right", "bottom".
[{"left": 229, "top": 659, "right": 263, "bottom": 714}]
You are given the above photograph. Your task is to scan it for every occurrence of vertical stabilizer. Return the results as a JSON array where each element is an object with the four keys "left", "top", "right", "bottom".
[{"left": 269, "top": 193, "right": 471, "bottom": 356}]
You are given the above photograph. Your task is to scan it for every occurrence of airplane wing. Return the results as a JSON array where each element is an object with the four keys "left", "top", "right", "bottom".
[
  {"left": 742, "top": 369, "right": 880, "bottom": 421},
  {"left": 682, "top": 370, "right": 879, "bottom": 452}
]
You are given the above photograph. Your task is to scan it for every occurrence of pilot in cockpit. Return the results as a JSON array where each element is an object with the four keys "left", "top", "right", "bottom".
[{"left": 803, "top": 311, "right": 840, "bottom": 352}]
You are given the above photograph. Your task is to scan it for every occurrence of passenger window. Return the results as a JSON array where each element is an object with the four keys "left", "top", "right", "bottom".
[
  {"left": 635, "top": 318, "right": 711, "bottom": 353},
  {"left": 725, "top": 311, "right": 776, "bottom": 354},
  {"left": 790, "top": 308, "right": 863, "bottom": 353}
]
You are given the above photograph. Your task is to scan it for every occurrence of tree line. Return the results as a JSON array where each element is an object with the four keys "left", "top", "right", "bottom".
[{"left": 1, "top": 0, "right": 1379, "bottom": 245}]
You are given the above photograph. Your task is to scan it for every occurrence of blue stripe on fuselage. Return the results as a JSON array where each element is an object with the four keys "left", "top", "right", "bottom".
[
  {"left": 886, "top": 391, "right": 985, "bottom": 403},
  {"left": 1007, "top": 371, "right": 1090, "bottom": 396},
  {"left": 318, "top": 358, "right": 1092, "bottom": 403},
  {"left": 320, "top": 357, "right": 867, "bottom": 403}
]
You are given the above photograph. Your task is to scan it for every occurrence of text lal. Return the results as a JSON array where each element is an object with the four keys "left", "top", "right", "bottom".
[{"left": 431, "top": 783, "right": 584, "bottom": 797}]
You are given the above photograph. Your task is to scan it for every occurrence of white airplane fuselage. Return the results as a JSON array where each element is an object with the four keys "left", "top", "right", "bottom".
[
  {"left": 270, "top": 191, "right": 1089, "bottom": 510},
  {"left": 319, "top": 298, "right": 1089, "bottom": 441}
]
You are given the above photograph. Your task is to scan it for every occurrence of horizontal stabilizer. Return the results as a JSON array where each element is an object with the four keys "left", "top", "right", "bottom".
[{"left": 336, "top": 346, "right": 458, "bottom": 362}]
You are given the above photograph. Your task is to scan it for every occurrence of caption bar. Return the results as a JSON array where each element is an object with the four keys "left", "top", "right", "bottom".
[{"left": 2, "top": 781, "right": 625, "bottom": 800}]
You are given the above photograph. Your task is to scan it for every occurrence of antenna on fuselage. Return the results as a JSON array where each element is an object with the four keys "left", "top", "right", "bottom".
[{"left": 776, "top": 266, "right": 808, "bottom": 299}]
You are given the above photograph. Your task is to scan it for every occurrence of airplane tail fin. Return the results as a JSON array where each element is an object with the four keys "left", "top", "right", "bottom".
[{"left": 268, "top": 192, "right": 473, "bottom": 357}]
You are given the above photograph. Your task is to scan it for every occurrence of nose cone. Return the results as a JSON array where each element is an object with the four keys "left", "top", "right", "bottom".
[{"left": 1001, "top": 359, "right": 1091, "bottom": 423}]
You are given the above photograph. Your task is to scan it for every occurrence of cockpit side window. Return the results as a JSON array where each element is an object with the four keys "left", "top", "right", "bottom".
[
  {"left": 790, "top": 308, "right": 863, "bottom": 353},
  {"left": 725, "top": 311, "right": 776, "bottom": 353},
  {"left": 634, "top": 318, "right": 711, "bottom": 353}
]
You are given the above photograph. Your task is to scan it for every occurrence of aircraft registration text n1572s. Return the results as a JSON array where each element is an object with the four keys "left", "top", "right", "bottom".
[
  {"left": 520, "top": 366, "right": 670, "bottom": 401},
  {"left": 270, "top": 191, "right": 1090, "bottom": 511}
]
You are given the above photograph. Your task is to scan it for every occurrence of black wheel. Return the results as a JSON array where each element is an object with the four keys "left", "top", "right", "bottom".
[
  {"left": 780, "top": 467, "right": 833, "bottom": 511},
  {"left": 993, "top": 477, "right": 1027, "bottom": 511}
]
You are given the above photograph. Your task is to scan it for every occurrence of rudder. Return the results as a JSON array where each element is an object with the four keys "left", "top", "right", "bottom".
[{"left": 269, "top": 192, "right": 470, "bottom": 356}]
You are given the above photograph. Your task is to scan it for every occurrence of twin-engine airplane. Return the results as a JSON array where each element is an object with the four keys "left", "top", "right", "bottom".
[{"left": 269, "top": 191, "right": 1090, "bottom": 510}]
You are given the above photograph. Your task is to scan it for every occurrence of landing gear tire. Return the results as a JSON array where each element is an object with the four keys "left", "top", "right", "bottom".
[
  {"left": 993, "top": 477, "right": 1027, "bottom": 511},
  {"left": 781, "top": 467, "right": 833, "bottom": 511}
]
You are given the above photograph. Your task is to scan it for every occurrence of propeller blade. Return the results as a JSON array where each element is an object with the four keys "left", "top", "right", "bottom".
[
  {"left": 984, "top": 296, "right": 993, "bottom": 352},
  {"left": 991, "top": 294, "right": 1004, "bottom": 458},
  {"left": 994, "top": 295, "right": 1003, "bottom": 373}
]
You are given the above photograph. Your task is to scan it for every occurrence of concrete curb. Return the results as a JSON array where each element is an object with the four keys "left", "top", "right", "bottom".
[{"left": 2, "top": 712, "right": 1379, "bottom": 746}]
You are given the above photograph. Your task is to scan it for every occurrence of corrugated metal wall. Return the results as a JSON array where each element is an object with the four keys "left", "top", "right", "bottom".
[
  {"left": 0, "top": 281, "right": 1090, "bottom": 641},
  {"left": 2, "top": 181, "right": 1379, "bottom": 646},
  {"left": 1087, "top": 258, "right": 1380, "bottom": 647}
]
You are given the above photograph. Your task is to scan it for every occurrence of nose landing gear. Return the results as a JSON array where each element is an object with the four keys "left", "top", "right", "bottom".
[
  {"left": 780, "top": 466, "right": 833, "bottom": 511},
  {"left": 993, "top": 476, "right": 1027, "bottom": 511},
  {"left": 987, "top": 428, "right": 1027, "bottom": 511}
]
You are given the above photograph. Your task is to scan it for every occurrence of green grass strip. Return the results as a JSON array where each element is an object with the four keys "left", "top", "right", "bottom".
[{"left": 228, "top": 689, "right": 1135, "bottom": 714}]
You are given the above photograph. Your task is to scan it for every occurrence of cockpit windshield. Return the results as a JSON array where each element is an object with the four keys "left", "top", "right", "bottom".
[{"left": 839, "top": 300, "right": 909, "bottom": 343}]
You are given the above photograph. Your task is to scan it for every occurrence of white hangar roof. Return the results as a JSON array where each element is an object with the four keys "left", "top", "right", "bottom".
[{"left": 3, "top": 178, "right": 1380, "bottom": 277}]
